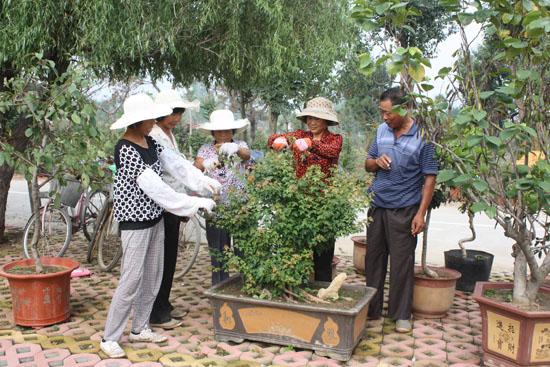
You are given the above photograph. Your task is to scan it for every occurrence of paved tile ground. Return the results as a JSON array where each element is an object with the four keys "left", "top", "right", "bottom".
[{"left": 0, "top": 230, "right": 512, "bottom": 366}]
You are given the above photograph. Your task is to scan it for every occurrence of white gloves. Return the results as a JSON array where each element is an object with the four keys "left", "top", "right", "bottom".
[
  {"left": 294, "top": 138, "right": 312, "bottom": 152},
  {"left": 272, "top": 137, "right": 288, "bottom": 151},
  {"left": 137, "top": 168, "right": 216, "bottom": 217},
  {"left": 203, "top": 158, "right": 220, "bottom": 171},
  {"left": 197, "top": 197, "right": 216, "bottom": 214},
  {"left": 219, "top": 142, "right": 240, "bottom": 156},
  {"left": 200, "top": 176, "right": 222, "bottom": 196}
]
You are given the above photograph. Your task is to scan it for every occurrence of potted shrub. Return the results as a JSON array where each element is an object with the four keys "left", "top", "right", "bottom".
[
  {"left": 444, "top": 208, "right": 494, "bottom": 293},
  {"left": 412, "top": 189, "right": 461, "bottom": 319},
  {"left": 352, "top": 0, "right": 548, "bottom": 364},
  {"left": 0, "top": 58, "right": 106, "bottom": 326},
  {"left": 204, "top": 151, "right": 375, "bottom": 361}
]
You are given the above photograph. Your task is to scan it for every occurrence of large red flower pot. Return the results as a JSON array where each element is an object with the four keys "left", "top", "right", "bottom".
[
  {"left": 0, "top": 257, "right": 79, "bottom": 327},
  {"left": 474, "top": 282, "right": 550, "bottom": 367}
]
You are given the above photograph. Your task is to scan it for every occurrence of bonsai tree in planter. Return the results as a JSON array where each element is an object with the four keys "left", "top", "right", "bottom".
[
  {"left": 353, "top": 0, "right": 549, "bottom": 305},
  {"left": 214, "top": 150, "right": 369, "bottom": 298},
  {"left": 205, "top": 150, "right": 374, "bottom": 360},
  {"left": 353, "top": 0, "right": 548, "bottom": 364},
  {"left": 444, "top": 204, "right": 495, "bottom": 293}
]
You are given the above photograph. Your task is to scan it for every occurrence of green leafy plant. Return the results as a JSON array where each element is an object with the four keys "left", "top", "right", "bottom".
[
  {"left": 214, "top": 151, "right": 369, "bottom": 298},
  {"left": 0, "top": 56, "right": 110, "bottom": 271},
  {"left": 353, "top": 0, "right": 549, "bottom": 304}
]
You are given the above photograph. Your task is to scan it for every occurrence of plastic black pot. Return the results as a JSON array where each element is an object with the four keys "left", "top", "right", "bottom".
[{"left": 444, "top": 249, "right": 494, "bottom": 293}]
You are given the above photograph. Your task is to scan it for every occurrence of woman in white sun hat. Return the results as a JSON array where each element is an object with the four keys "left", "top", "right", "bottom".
[
  {"left": 148, "top": 90, "right": 200, "bottom": 330},
  {"left": 268, "top": 96, "right": 343, "bottom": 282},
  {"left": 100, "top": 93, "right": 221, "bottom": 359},
  {"left": 194, "top": 109, "right": 250, "bottom": 285}
]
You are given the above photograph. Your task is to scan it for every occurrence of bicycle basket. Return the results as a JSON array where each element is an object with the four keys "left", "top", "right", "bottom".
[{"left": 55, "top": 176, "right": 83, "bottom": 207}]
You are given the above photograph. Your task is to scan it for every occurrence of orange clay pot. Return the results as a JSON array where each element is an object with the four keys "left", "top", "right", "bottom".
[{"left": 0, "top": 257, "right": 79, "bottom": 326}]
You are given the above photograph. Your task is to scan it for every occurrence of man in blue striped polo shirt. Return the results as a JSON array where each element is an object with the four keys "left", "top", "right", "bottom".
[{"left": 364, "top": 87, "right": 438, "bottom": 333}]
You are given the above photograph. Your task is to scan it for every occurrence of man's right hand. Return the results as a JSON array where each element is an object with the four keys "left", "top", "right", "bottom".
[{"left": 375, "top": 154, "right": 392, "bottom": 170}]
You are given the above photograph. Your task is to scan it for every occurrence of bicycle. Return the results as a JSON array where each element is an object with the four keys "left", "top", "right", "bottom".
[
  {"left": 90, "top": 198, "right": 206, "bottom": 274},
  {"left": 88, "top": 192, "right": 122, "bottom": 271},
  {"left": 22, "top": 176, "right": 108, "bottom": 258}
]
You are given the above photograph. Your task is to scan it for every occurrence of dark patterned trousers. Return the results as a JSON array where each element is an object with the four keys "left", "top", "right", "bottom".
[{"left": 365, "top": 205, "right": 418, "bottom": 321}]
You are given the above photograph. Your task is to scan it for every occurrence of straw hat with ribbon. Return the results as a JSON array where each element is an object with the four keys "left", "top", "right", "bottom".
[
  {"left": 296, "top": 97, "right": 339, "bottom": 126},
  {"left": 110, "top": 94, "right": 172, "bottom": 130},
  {"left": 198, "top": 109, "right": 249, "bottom": 131},
  {"left": 155, "top": 89, "right": 200, "bottom": 111}
]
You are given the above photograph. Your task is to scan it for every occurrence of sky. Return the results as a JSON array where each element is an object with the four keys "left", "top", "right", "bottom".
[{"left": 424, "top": 22, "right": 484, "bottom": 98}]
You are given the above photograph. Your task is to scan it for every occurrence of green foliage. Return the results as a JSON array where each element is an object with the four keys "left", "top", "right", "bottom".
[
  {"left": 352, "top": 0, "right": 455, "bottom": 57},
  {"left": 214, "top": 151, "right": 369, "bottom": 297},
  {"left": 202, "top": 1, "right": 357, "bottom": 117},
  {"left": 0, "top": 57, "right": 111, "bottom": 191},
  {"left": 180, "top": 131, "right": 214, "bottom": 159},
  {"left": 334, "top": 50, "right": 392, "bottom": 174},
  {"left": 353, "top": 0, "right": 549, "bottom": 301}
]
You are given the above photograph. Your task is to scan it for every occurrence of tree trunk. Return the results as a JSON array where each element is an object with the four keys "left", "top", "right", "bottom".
[
  {"left": 512, "top": 243, "right": 530, "bottom": 305},
  {"left": 0, "top": 114, "right": 33, "bottom": 243},
  {"left": 421, "top": 208, "right": 438, "bottom": 278},
  {"left": 269, "top": 108, "right": 279, "bottom": 135},
  {"left": 249, "top": 111, "right": 257, "bottom": 142},
  {"left": 458, "top": 210, "right": 476, "bottom": 258},
  {"left": 239, "top": 92, "right": 249, "bottom": 142},
  {"left": 29, "top": 168, "right": 43, "bottom": 273},
  {"left": 0, "top": 164, "right": 15, "bottom": 243}
]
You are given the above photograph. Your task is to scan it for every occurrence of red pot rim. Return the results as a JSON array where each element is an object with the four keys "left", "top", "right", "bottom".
[
  {"left": 473, "top": 281, "right": 550, "bottom": 318},
  {"left": 0, "top": 257, "right": 80, "bottom": 280}
]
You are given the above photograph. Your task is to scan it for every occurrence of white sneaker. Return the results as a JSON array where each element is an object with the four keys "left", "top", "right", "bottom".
[
  {"left": 100, "top": 340, "right": 126, "bottom": 358},
  {"left": 128, "top": 328, "right": 167, "bottom": 343}
]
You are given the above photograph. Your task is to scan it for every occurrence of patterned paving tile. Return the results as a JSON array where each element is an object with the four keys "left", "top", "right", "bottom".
[{"left": 0, "top": 233, "right": 499, "bottom": 366}]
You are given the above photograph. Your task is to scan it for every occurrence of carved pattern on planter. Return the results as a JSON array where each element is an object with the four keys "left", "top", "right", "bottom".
[
  {"left": 219, "top": 303, "right": 235, "bottom": 330},
  {"left": 530, "top": 322, "right": 550, "bottom": 363},
  {"left": 322, "top": 317, "right": 340, "bottom": 346},
  {"left": 486, "top": 310, "right": 520, "bottom": 360}
]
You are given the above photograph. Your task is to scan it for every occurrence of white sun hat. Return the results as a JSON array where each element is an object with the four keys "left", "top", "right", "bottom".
[
  {"left": 198, "top": 109, "right": 249, "bottom": 131},
  {"left": 296, "top": 97, "right": 339, "bottom": 126},
  {"left": 154, "top": 89, "right": 200, "bottom": 111},
  {"left": 110, "top": 94, "right": 172, "bottom": 130}
]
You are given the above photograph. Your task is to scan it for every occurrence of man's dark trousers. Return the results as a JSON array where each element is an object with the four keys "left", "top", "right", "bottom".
[
  {"left": 365, "top": 205, "right": 418, "bottom": 320},
  {"left": 150, "top": 212, "right": 181, "bottom": 324}
]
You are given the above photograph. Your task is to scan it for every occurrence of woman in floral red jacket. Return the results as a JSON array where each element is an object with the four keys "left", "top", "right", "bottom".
[{"left": 268, "top": 97, "right": 343, "bottom": 281}]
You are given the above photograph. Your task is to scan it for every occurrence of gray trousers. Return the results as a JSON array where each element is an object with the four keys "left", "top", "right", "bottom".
[
  {"left": 103, "top": 219, "right": 164, "bottom": 341},
  {"left": 365, "top": 205, "right": 418, "bottom": 320}
]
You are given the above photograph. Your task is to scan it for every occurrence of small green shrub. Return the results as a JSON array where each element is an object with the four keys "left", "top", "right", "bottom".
[{"left": 214, "top": 150, "right": 369, "bottom": 297}]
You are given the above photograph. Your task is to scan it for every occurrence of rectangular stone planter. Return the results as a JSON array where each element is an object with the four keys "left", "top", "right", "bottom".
[
  {"left": 473, "top": 282, "right": 550, "bottom": 367},
  {"left": 204, "top": 275, "right": 376, "bottom": 361}
]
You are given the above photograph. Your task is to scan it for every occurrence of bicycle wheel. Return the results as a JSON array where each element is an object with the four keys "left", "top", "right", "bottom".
[
  {"left": 82, "top": 189, "right": 108, "bottom": 244},
  {"left": 173, "top": 215, "right": 202, "bottom": 279},
  {"left": 96, "top": 201, "right": 122, "bottom": 271},
  {"left": 23, "top": 207, "right": 71, "bottom": 258}
]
